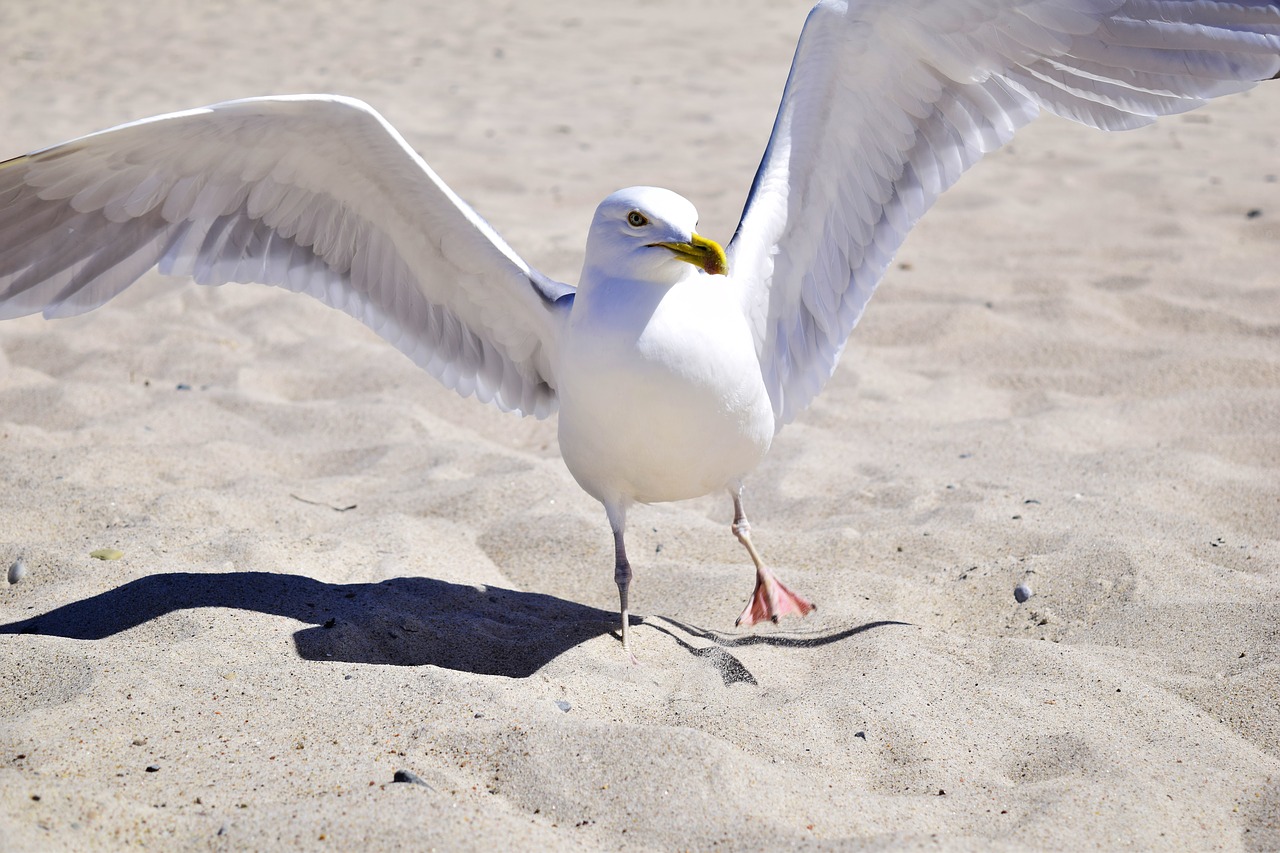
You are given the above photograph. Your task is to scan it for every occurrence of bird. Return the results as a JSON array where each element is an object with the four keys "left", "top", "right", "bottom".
[{"left": 0, "top": 2, "right": 1277, "bottom": 655}]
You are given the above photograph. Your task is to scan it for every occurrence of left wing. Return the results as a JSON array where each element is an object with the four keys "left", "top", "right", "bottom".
[
  {"left": 729, "top": 0, "right": 1280, "bottom": 427},
  {"left": 0, "top": 95, "right": 573, "bottom": 417}
]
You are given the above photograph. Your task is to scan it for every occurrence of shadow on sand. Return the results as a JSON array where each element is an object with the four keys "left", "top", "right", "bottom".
[{"left": 0, "top": 571, "right": 907, "bottom": 683}]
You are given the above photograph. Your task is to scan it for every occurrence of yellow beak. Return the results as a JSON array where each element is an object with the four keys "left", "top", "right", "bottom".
[{"left": 651, "top": 232, "right": 728, "bottom": 277}]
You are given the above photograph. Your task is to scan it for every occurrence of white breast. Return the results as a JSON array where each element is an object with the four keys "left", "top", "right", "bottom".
[{"left": 556, "top": 275, "right": 774, "bottom": 507}]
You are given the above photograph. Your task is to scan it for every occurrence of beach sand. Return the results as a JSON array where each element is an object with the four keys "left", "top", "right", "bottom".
[{"left": 1, "top": 1, "right": 1277, "bottom": 849}]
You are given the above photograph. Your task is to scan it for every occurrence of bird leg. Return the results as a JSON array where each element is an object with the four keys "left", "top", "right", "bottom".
[
  {"left": 608, "top": 506, "right": 639, "bottom": 663},
  {"left": 613, "top": 527, "right": 633, "bottom": 653},
  {"left": 731, "top": 491, "right": 815, "bottom": 627}
]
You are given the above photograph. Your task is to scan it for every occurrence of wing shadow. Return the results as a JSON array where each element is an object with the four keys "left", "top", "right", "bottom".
[{"left": 0, "top": 571, "right": 615, "bottom": 678}]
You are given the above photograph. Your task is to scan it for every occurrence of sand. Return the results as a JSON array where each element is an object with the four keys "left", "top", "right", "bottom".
[{"left": 1, "top": 1, "right": 1278, "bottom": 849}]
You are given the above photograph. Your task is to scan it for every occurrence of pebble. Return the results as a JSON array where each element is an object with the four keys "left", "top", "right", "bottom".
[
  {"left": 1014, "top": 583, "right": 1033, "bottom": 604},
  {"left": 8, "top": 558, "right": 26, "bottom": 585},
  {"left": 555, "top": 700, "right": 571, "bottom": 712},
  {"left": 392, "top": 769, "right": 433, "bottom": 789},
  {"left": 145, "top": 765, "right": 160, "bottom": 773}
]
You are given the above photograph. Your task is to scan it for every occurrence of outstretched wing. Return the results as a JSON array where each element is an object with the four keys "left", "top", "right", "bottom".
[
  {"left": 0, "top": 95, "right": 574, "bottom": 418},
  {"left": 730, "top": 0, "right": 1280, "bottom": 427}
]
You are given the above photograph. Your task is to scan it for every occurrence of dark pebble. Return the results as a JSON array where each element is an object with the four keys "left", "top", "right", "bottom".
[
  {"left": 145, "top": 765, "right": 160, "bottom": 773},
  {"left": 1014, "top": 583, "right": 1033, "bottom": 603},
  {"left": 176, "top": 383, "right": 192, "bottom": 391},
  {"left": 392, "top": 770, "right": 433, "bottom": 789},
  {"left": 1246, "top": 209, "right": 1263, "bottom": 219}
]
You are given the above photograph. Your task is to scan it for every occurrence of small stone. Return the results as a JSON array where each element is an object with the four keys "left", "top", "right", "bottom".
[
  {"left": 392, "top": 769, "right": 433, "bottom": 789},
  {"left": 555, "top": 700, "right": 571, "bottom": 712},
  {"left": 8, "top": 558, "right": 26, "bottom": 584},
  {"left": 145, "top": 765, "right": 160, "bottom": 773},
  {"left": 1014, "top": 583, "right": 1033, "bottom": 604},
  {"left": 90, "top": 549, "right": 124, "bottom": 561}
]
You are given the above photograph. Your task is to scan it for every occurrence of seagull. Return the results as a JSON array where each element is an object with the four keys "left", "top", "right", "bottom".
[{"left": 1, "top": 2, "right": 1277, "bottom": 654}]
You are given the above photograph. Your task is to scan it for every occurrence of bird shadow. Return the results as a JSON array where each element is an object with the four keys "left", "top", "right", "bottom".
[
  {"left": 644, "top": 616, "right": 912, "bottom": 686},
  {"left": 0, "top": 570, "right": 906, "bottom": 683}
]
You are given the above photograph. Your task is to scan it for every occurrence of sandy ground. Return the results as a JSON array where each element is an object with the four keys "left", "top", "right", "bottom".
[{"left": 1, "top": 1, "right": 1278, "bottom": 849}]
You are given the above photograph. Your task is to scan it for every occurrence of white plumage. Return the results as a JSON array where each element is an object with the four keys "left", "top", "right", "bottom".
[
  {"left": 1, "top": 1, "right": 1277, "bottom": 653},
  {"left": 1, "top": 96, "right": 565, "bottom": 418}
]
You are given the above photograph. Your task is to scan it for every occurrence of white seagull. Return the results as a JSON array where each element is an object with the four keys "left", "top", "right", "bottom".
[{"left": 1, "top": 1, "right": 1277, "bottom": 654}]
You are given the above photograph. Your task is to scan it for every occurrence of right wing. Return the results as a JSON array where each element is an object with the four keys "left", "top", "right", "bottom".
[
  {"left": 730, "top": 0, "right": 1280, "bottom": 428},
  {"left": 0, "top": 95, "right": 573, "bottom": 418}
]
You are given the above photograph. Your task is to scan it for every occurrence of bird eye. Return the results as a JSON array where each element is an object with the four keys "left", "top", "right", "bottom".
[{"left": 626, "top": 211, "right": 648, "bottom": 227}]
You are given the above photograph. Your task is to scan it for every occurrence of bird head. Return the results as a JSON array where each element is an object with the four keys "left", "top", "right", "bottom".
[{"left": 582, "top": 187, "right": 728, "bottom": 286}]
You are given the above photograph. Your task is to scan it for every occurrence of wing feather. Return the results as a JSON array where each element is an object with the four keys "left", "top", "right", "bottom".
[
  {"left": 731, "top": 0, "right": 1280, "bottom": 426},
  {"left": 0, "top": 95, "right": 572, "bottom": 418}
]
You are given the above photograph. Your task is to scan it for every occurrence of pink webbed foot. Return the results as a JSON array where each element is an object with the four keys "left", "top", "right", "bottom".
[{"left": 735, "top": 566, "right": 816, "bottom": 628}]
